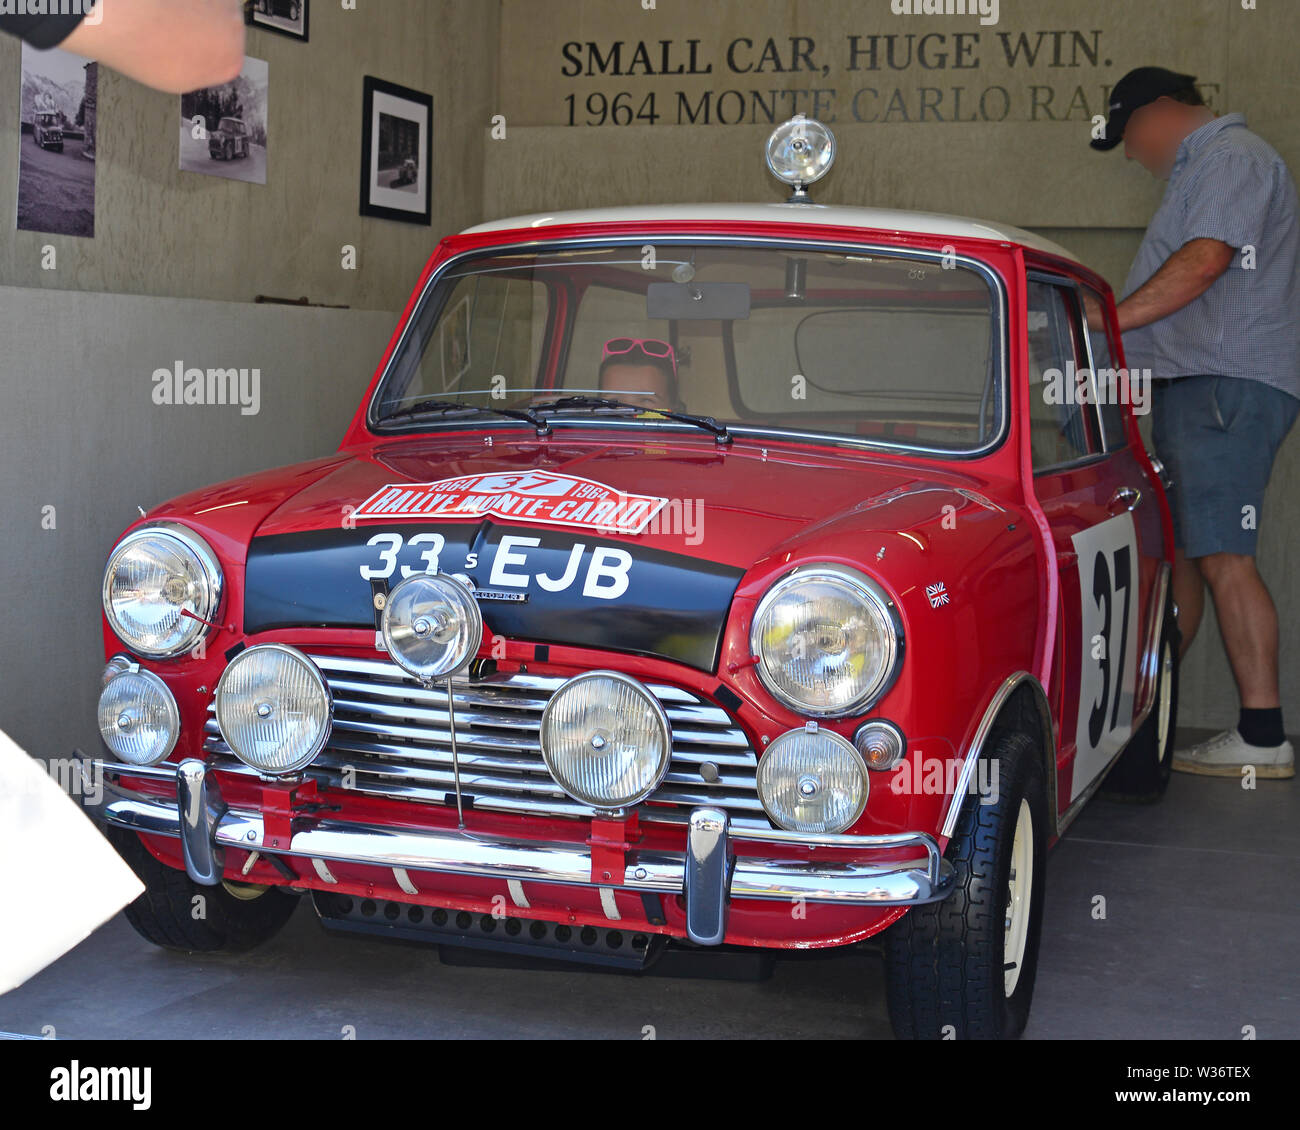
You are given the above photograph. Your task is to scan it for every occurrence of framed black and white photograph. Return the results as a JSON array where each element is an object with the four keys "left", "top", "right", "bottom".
[
  {"left": 360, "top": 76, "right": 432, "bottom": 225},
  {"left": 245, "top": 0, "right": 309, "bottom": 42},
  {"left": 17, "top": 43, "right": 98, "bottom": 238},
  {"left": 178, "top": 56, "right": 269, "bottom": 185}
]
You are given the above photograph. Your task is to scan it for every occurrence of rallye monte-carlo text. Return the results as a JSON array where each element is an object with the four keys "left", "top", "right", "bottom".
[{"left": 92, "top": 117, "right": 1178, "bottom": 1039}]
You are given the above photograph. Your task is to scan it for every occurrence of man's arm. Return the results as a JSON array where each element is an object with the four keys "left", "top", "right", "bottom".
[
  {"left": 62, "top": 0, "right": 246, "bottom": 95},
  {"left": 1115, "top": 237, "right": 1235, "bottom": 333}
]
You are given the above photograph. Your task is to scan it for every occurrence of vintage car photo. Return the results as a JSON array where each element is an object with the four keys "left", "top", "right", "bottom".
[
  {"left": 178, "top": 54, "right": 268, "bottom": 185},
  {"left": 32, "top": 110, "right": 64, "bottom": 151},
  {"left": 16, "top": 41, "right": 97, "bottom": 237},
  {"left": 208, "top": 116, "right": 251, "bottom": 161},
  {"left": 246, "top": 0, "right": 308, "bottom": 41},
  {"left": 91, "top": 115, "right": 1177, "bottom": 1041}
]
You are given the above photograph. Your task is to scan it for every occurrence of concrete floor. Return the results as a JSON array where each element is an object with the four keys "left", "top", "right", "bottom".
[{"left": 2, "top": 729, "right": 1296, "bottom": 1040}]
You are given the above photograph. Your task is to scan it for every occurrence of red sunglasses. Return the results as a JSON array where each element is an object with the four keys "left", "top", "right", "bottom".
[{"left": 601, "top": 337, "right": 678, "bottom": 378}]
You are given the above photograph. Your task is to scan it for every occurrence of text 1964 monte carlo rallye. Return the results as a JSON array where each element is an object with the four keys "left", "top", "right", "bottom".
[{"left": 92, "top": 116, "right": 1177, "bottom": 1039}]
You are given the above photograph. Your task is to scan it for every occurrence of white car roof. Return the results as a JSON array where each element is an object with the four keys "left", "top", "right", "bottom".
[{"left": 461, "top": 203, "right": 1081, "bottom": 263}]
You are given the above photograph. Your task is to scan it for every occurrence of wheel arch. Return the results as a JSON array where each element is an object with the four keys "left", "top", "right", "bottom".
[{"left": 939, "top": 671, "right": 1058, "bottom": 841}]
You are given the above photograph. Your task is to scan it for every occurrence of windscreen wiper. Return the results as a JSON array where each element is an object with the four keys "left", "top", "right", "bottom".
[
  {"left": 383, "top": 398, "right": 551, "bottom": 433},
  {"left": 530, "top": 396, "right": 732, "bottom": 445}
]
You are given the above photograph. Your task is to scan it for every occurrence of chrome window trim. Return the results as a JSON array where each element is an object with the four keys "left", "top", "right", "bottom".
[{"left": 366, "top": 234, "right": 1012, "bottom": 462}]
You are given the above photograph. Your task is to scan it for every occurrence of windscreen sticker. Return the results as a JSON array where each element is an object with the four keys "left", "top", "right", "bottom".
[{"left": 354, "top": 472, "right": 668, "bottom": 536}]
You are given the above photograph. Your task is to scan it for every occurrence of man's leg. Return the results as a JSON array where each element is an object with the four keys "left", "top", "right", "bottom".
[
  {"left": 1170, "top": 548, "right": 1204, "bottom": 659},
  {"left": 1170, "top": 378, "right": 1296, "bottom": 777},
  {"left": 1196, "top": 552, "right": 1281, "bottom": 709}
]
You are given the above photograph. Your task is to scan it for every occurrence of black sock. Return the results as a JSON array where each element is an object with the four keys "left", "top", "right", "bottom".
[{"left": 1238, "top": 708, "right": 1285, "bottom": 748}]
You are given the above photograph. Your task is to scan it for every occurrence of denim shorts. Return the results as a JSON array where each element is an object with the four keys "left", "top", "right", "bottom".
[{"left": 1151, "top": 375, "right": 1300, "bottom": 558}]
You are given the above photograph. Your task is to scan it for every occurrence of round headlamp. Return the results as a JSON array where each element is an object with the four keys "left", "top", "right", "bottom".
[
  {"left": 102, "top": 524, "right": 222, "bottom": 659},
  {"left": 381, "top": 574, "right": 483, "bottom": 683},
  {"left": 98, "top": 668, "right": 180, "bottom": 767},
  {"left": 540, "top": 671, "right": 672, "bottom": 813},
  {"left": 766, "top": 114, "right": 836, "bottom": 190},
  {"left": 214, "top": 644, "right": 331, "bottom": 776},
  {"left": 757, "top": 723, "right": 869, "bottom": 834},
  {"left": 750, "top": 564, "right": 902, "bottom": 718}
]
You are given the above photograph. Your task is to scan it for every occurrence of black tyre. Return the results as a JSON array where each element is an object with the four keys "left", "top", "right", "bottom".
[
  {"left": 105, "top": 826, "right": 299, "bottom": 952},
  {"left": 1100, "top": 591, "right": 1180, "bottom": 802},
  {"left": 882, "top": 729, "right": 1047, "bottom": 1039}
]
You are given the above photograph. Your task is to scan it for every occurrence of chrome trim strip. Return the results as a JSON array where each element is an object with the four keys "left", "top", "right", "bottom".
[
  {"left": 366, "top": 235, "right": 1011, "bottom": 462},
  {"left": 1132, "top": 562, "right": 1171, "bottom": 730}
]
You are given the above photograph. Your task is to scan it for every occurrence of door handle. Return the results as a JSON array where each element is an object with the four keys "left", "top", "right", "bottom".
[{"left": 1109, "top": 486, "right": 1142, "bottom": 514}]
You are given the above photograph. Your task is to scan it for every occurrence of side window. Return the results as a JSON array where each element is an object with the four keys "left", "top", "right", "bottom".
[
  {"left": 1026, "top": 280, "right": 1102, "bottom": 470},
  {"left": 1081, "top": 284, "right": 1129, "bottom": 450}
]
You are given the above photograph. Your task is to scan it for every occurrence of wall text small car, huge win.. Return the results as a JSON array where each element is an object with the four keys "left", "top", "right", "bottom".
[{"left": 92, "top": 117, "right": 1178, "bottom": 1039}]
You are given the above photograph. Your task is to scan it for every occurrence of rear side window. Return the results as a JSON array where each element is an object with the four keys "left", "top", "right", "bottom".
[
  {"left": 1081, "top": 284, "right": 1129, "bottom": 450},
  {"left": 1026, "top": 280, "right": 1101, "bottom": 470}
]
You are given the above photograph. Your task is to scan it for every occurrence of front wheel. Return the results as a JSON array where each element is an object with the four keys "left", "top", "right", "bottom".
[
  {"left": 882, "top": 729, "right": 1047, "bottom": 1039},
  {"left": 105, "top": 826, "right": 299, "bottom": 952}
]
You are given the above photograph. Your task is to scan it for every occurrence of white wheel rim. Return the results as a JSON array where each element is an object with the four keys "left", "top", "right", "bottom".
[
  {"left": 1003, "top": 797, "right": 1034, "bottom": 997},
  {"left": 221, "top": 879, "right": 270, "bottom": 901},
  {"left": 1156, "top": 641, "right": 1174, "bottom": 756}
]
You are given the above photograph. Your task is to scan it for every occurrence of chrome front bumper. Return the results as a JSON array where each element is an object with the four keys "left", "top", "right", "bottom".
[{"left": 93, "top": 758, "right": 955, "bottom": 946}]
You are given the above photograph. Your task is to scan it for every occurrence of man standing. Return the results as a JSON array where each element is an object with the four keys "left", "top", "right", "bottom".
[{"left": 1093, "top": 67, "right": 1298, "bottom": 778}]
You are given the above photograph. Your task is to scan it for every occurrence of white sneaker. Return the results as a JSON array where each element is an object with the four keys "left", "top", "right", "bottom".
[{"left": 1171, "top": 729, "right": 1295, "bottom": 779}]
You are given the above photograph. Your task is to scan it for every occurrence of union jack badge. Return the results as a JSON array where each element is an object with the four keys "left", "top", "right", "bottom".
[{"left": 926, "top": 583, "right": 950, "bottom": 609}]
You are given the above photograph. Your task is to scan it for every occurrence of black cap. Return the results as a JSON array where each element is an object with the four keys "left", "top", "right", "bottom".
[{"left": 1091, "top": 67, "right": 1198, "bottom": 151}]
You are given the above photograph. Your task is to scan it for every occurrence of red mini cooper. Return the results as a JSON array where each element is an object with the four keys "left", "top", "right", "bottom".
[{"left": 92, "top": 117, "right": 1177, "bottom": 1039}]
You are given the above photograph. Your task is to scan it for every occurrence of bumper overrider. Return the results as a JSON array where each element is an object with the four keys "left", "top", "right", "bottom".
[{"left": 92, "top": 759, "right": 955, "bottom": 946}]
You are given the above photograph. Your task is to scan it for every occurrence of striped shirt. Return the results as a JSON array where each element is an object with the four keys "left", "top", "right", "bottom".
[{"left": 1120, "top": 113, "right": 1300, "bottom": 400}]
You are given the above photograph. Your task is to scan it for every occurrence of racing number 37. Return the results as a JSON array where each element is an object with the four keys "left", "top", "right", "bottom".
[{"left": 1071, "top": 513, "right": 1140, "bottom": 799}]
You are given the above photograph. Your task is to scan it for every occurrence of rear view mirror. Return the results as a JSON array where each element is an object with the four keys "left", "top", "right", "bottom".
[{"left": 646, "top": 282, "right": 751, "bottom": 321}]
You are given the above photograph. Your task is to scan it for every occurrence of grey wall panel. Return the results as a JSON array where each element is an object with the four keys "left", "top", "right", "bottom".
[{"left": 0, "top": 285, "right": 397, "bottom": 762}]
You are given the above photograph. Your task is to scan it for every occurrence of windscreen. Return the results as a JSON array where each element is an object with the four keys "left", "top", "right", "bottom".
[{"left": 370, "top": 241, "right": 1003, "bottom": 453}]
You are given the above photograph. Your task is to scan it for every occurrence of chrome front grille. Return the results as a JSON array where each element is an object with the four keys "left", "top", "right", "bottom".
[{"left": 203, "top": 653, "right": 771, "bottom": 831}]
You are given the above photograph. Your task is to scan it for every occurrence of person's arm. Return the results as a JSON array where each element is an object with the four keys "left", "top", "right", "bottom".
[
  {"left": 61, "top": 0, "right": 246, "bottom": 95},
  {"left": 1114, "top": 237, "right": 1235, "bottom": 332}
]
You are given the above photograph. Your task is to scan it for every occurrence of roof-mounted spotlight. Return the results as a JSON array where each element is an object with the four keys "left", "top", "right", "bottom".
[{"left": 765, "top": 114, "right": 836, "bottom": 204}]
